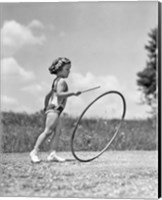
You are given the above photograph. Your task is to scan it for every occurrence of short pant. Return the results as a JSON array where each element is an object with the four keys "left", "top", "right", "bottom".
[{"left": 45, "top": 104, "right": 64, "bottom": 115}]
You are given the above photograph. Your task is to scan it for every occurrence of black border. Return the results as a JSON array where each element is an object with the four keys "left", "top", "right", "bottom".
[{"left": 158, "top": 1, "right": 161, "bottom": 198}]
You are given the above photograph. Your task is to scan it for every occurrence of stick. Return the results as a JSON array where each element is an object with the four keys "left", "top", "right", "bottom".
[{"left": 81, "top": 86, "right": 101, "bottom": 93}]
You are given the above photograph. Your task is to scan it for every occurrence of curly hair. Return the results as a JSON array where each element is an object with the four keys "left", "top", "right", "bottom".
[{"left": 49, "top": 57, "right": 71, "bottom": 74}]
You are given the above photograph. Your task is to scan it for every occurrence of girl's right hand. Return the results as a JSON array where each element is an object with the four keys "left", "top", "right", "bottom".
[{"left": 74, "top": 91, "right": 81, "bottom": 96}]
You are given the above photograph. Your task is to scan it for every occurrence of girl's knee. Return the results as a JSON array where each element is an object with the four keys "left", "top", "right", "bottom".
[{"left": 44, "top": 128, "right": 53, "bottom": 137}]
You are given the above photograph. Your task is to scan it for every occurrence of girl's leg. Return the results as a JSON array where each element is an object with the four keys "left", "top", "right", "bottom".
[
  {"left": 47, "top": 119, "right": 66, "bottom": 162},
  {"left": 49, "top": 119, "right": 61, "bottom": 151},
  {"left": 30, "top": 112, "right": 59, "bottom": 162}
]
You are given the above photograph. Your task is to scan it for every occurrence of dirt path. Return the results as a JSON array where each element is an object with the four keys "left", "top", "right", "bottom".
[{"left": 0, "top": 151, "right": 158, "bottom": 198}]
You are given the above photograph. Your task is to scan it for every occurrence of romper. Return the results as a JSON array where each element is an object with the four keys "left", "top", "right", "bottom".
[{"left": 45, "top": 78, "right": 68, "bottom": 115}]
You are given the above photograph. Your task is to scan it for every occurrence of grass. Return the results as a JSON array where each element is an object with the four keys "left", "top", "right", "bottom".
[
  {"left": 0, "top": 151, "right": 158, "bottom": 198},
  {"left": 1, "top": 111, "right": 157, "bottom": 153}
]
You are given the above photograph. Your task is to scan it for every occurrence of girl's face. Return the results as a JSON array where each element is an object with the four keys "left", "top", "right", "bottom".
[{"left": 58, "top": 64, "right": 71, "bottom": 78}]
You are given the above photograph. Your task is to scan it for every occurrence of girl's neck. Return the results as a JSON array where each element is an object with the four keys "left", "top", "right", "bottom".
[{"left": 56, "top": 75, "right": 61, "bottom": 79}]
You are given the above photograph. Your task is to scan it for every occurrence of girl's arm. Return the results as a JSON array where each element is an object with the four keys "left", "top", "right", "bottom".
[
  {"left": 57, "top": 91, "right": 81, "bottom": 98},
  {"left": 44, "top": 90, "right": 53, "bottom": 110},
  {"left": 56, "top": 80, "right": 81, "bottom": 98}
]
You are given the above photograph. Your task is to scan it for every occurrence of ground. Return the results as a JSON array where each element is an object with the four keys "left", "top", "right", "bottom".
[{"left": 0, "top": 151, "right": 158, "bottom": 198}]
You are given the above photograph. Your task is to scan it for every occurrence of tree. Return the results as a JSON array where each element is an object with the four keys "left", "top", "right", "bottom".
[{"left": 137, "top": 28, "right": 158, "bottom": 116}]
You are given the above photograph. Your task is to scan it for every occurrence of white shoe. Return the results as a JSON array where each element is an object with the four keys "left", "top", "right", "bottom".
[
  {"left": 30, "top": 150, "right": 41, "bottom": 163},
  {"left": 47, "top": 152, "right": 66, "bottom": 162}
]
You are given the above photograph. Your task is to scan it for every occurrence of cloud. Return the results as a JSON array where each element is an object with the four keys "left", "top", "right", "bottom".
[
  {"left": 1, "top": 57, "right": 35, "bottom": 81},
  {"left": 28, "top": 20, "right": 44, "bottom": 29},
  {"left": 1, "top": 95, "right": 33, "bottom": 113},
  {"left": 1, "top": 20, "right": 46, "bottom": 56},
  {"left": 21, "top": 81, "right": 50, "bottom": 94},
  {"left": 66, "top": 72, "right": 124, "bottom": 117},
  {"left": 21, "top": 83, "right": 49, "bottom": 96},
  {"left": 66, "top": 72, "right": 149, "bottom": 119},
  {"left": 128, "top": 89, "right": 143, "bottom": 104},
  {"left": 1, "top": 95, "right": 18, "bottom": 106},
  {"left": 22, "top": 84, "right": 43, "bottom": 94},
  {"left": 69, "top": 72, "right": 122, "bottom": 92}
]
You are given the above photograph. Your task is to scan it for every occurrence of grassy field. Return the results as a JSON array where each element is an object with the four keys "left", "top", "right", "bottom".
[
  {"left": 0, "top": 151, "right": 158, "bottom": 198},
  {"left": 1, "top": 111, "right": 157, "bottom": 152}
]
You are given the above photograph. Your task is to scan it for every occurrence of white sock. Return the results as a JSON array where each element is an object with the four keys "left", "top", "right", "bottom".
[
  {"left": 49, "top": 151, "right": 56, "bottom": 156},
  {"left": 32, "top": 148, "right": 39, "bottom": 153}
]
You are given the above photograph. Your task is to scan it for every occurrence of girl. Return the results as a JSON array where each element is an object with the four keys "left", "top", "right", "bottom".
[{"left": 30, "top": 57, "right": 81, "bottom": 163}]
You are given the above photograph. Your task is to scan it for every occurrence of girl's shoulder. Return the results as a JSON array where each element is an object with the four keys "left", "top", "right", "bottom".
[
  {"left": 57, "top": 78, "right": 68, "bottom": 91},
  {"left": 57, "top": 78, "right": 67, "bottom": 86}
]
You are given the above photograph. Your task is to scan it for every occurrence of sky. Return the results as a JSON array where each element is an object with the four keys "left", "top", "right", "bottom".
[{"left": 0, "top": 1, "right": 158, "bottom": 119}]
